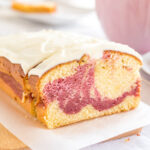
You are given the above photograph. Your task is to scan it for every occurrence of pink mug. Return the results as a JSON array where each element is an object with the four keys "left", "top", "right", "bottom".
[{"left": 96, "top": 0, "right": 150, "bottom": 54}]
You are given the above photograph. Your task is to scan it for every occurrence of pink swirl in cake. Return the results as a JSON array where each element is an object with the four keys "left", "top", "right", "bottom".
[{"left": 43, "top": 63, "right": 140, "bottom": 114}]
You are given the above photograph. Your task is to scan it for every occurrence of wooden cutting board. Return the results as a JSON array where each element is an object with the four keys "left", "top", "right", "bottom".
[
  {"left": 0, "top": 123, "right": 29, "bottom": 150},
  {"left": 0, "top": 122, "right": 141, "bottom": 150}
]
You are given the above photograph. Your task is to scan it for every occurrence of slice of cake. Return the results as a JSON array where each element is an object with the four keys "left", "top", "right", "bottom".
[
  {"left": 12, "top": 0, "right": 56, "bottom": 13},
  {"left": 0, "top": 30, "right": 142, "bottom": 128}
]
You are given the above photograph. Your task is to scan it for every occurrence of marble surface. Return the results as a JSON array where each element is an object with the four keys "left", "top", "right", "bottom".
[{"left": 0, "top": 9, "right": 150, "bottom": 150}]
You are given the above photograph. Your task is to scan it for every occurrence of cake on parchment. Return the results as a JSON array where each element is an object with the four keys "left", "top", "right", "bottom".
[{"left": 0, "top": 30, "right": 142, "bottom": 128}]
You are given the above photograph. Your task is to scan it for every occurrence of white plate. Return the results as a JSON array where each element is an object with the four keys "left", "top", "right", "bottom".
[
  {"left": 143, "top": 52, "right": 150, "bottom": 75},
  {"left": 10, "top": 3, "right": 92, "bottom": 25}
]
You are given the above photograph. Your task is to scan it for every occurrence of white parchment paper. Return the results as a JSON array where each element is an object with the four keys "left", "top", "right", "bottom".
[{"left": 0, "top": 89, "right": 150, "bottom": 150}]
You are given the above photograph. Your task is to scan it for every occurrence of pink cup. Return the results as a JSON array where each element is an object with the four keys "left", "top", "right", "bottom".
[{"left": 96, "top": 0, "right": 150, "bottom": 54}]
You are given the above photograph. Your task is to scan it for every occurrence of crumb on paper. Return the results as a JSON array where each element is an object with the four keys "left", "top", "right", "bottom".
[
  {"left": 25, "top": 115, "right": 34, "bottom": 120},
  {"left": 137, "top": 133, "right": 141, "bottom": 136},
  {"left": 25, "top": 115, "right": 28, "bottom": 119},
  {"left": 125, "top": 138, "right": 130, "bottom": 142},
  {"left": 33, "top": 117, "right": 37, "bottom": 121}
]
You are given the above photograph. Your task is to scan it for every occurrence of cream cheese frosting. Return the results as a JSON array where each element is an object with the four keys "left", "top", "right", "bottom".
[
  {"left": 0, "top": 30, "right": 98, "bottom": 74},
  {"left": 0, "top": 30, "right": 142, "bottom": 76}
]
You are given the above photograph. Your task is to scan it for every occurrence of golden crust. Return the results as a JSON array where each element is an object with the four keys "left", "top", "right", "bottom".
[
  {"left": 0, "top": 57, "right": 25, "bottom": 87},
  {"left": 0, "top": 76, "right": 33, "bottom": 114},
  {"left": 0, "top": 57, "right": 34, "bottom": 114},
  {"left": 104, "top": 50, "right": 142, "bottom": 65},
  {"left": 0, "top": 77, "right": 20, "bottom": 101}
]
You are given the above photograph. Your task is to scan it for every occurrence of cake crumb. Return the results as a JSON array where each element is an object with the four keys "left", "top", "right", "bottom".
[
  {"left": 125, "top": 138, "right": 130, "bottom": 142},
  {"left": 25, "top": 115, "right": 28, "bottom": 119},
  {"left": 137, "top": 133, "right": 141, "bottom": 136}
]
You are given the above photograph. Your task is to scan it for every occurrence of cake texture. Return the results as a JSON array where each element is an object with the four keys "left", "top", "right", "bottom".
[{"left": 0, "top": 30, "right": 142, "bottom": 128}]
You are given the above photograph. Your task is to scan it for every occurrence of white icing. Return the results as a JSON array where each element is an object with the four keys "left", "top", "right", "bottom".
[
  {"left": 0, "top": 30, "right": 142, "bottom": 77},
  {"left": 0, "top": 31, "right": 58, "bottom": 74}
]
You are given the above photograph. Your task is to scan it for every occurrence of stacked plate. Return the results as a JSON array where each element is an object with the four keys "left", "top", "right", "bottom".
[{"left": 141, "top": 52, "right": 150, "bottom": 83}]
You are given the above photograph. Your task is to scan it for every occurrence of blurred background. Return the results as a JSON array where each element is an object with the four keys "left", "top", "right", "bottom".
[{"left": 0, "top": 0, "right": 105, "bottom": 37}]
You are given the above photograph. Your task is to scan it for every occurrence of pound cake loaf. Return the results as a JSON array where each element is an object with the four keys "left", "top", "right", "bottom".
[{"left": 0, "top": 30, "right": 142, "bottom": 128}]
